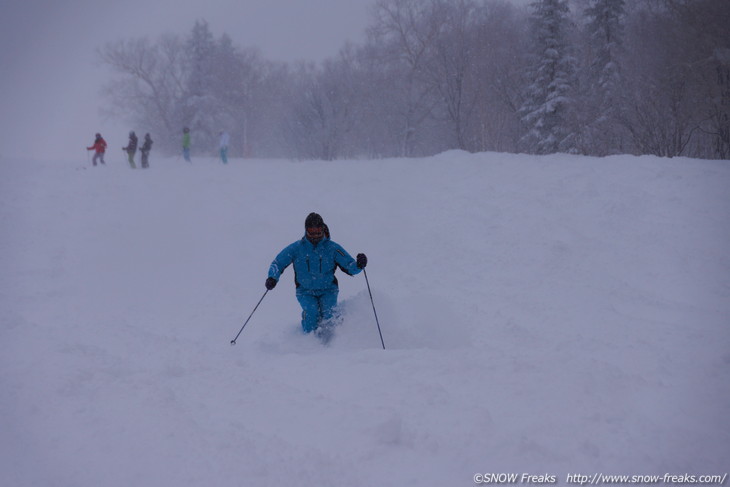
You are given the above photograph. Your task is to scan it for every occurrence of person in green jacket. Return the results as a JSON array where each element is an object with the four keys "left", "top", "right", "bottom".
[{"left": 182, "top": 127, "right": 191, "bottom": 162}]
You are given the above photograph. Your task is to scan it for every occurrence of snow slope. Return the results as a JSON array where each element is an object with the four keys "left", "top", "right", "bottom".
[{"left": 1, "top": 151, "right": 728, "bottom": 486}]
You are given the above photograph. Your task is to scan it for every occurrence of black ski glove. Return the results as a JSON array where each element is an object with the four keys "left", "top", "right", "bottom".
[
  {"left": 265, "top": 277, "right": 277, "bottom": 290},
  {"left": 356, "top": 253, "right": 367, "bottom": 269}
]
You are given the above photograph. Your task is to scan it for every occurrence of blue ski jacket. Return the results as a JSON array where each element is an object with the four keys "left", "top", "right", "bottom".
[{"left": 268, "top": 235, "right": 362, "bottom": 294}]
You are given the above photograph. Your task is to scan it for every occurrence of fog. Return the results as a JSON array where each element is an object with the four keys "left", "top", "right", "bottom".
[
  {"left": 3, "top": 0, "right": 725, "bottom": 162},
  {"left": 0, "top": 0, "right": 374, "bottom": 162}
]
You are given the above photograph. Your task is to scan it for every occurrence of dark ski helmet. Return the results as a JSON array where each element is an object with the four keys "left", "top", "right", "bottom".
[{"left": 95, "top": 133, "right": 101, "bottom": 138}]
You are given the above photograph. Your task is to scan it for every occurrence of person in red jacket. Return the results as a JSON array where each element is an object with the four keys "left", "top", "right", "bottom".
[{"left": 86, "top": 133, "right": 107, "bottom": 166}]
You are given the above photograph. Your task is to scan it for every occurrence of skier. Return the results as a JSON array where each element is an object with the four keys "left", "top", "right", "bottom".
[
  {"left": 265, "top": 213, "right": 367, "bottom": 336},
  {"left": 182, "top": 127, "right": 191, "bottom": 162},
  {"left": 219, "top": 131, "right": 229, "bottom": 164},
  {"left": 140, "top": 133, "right": 153, "bottom": 169},
  {"left": 86, "top": 133, "right": 107, "bottom": 166},
  {"left": 123, "top": 131, "right": 138, "bottom": 168}
]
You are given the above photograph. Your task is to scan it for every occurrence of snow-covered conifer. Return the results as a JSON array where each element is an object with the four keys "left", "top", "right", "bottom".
[
  {"left": 519, "top": 0, "right": 578, "bottom": 154},
  {"left": 583, "top": 0, "right": 627, "bottom": 155}
]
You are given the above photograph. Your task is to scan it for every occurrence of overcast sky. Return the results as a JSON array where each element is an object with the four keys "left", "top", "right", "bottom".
[{"left": 0, "top": 0, "right": 528, "bottom": 161}]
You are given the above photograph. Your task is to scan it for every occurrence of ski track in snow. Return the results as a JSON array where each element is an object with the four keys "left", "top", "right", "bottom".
[{"left": 1, "top": 152, "right": 729, "bottom": 486}]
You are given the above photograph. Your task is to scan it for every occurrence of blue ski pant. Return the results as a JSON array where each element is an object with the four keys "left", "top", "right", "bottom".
[
  {"left": 220, "top": 146, "right": 228, "bottom": 164},
  {"left": 296, "top": 290, "right": 338, "bottom": 333}
]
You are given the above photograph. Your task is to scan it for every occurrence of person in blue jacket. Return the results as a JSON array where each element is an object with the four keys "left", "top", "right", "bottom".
[{"left": 265, "top": 212, "right": 367, "bottom": 334}]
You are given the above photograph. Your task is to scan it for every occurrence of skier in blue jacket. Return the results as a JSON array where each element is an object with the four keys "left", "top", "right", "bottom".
[{"left": 265, "top": 212, "right": 367, "bottom": 334}]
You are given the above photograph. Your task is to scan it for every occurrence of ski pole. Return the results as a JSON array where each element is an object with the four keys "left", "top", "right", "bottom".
[
  {"left": 230, "top": 290, "right": 268, "bottom": 345},
  {"left": 363, "top": 269, "right": 385, "bottom": 350}
]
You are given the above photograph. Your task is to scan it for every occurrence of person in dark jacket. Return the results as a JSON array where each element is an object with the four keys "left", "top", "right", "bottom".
[
  {"left": 140, "top": 133, "right": 153, "bottom": 168},
  {"left": 86, "top": 133, "right": 107, "bottom": 166},
  {"left": 266, "top": 212, "right": 368, "bottom": 335},
  {"left": 123, "top": 131, "right": 138, "bottom": 169}
]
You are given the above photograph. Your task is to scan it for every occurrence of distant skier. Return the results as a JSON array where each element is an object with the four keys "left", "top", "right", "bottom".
[
  {"left": 219, "top": 131, "right": 229, "bottom": 164},
  {"left": 123, "top": 131, "right": 138, "bottom": 169},
  {"left": 265, "top": 212, "right": 368, "bottom": 335},
  {"left": 86, "top": 133, "right": 107, "bottom": 166},
  {"left": 182, "top": 127, "right": 191, "bottom": 162},
  {"left": 140, "top": 133, "right": 153, "bottom": 169}
]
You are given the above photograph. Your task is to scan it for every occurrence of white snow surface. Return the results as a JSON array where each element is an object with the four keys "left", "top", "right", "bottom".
[{"left": 1, "top": 151, "right": 728, "bottom": 486}]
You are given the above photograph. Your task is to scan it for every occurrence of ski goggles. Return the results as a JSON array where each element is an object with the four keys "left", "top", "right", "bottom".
[{"left": 306, "top": 227, "right": 324, "bottom": 239}]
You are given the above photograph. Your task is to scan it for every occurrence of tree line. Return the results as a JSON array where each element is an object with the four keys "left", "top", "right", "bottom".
[{"left": 98, "top": 0, "right": 730, "bottom": 160}]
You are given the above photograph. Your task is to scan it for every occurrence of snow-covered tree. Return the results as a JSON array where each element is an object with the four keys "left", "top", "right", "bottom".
[
  {"left": 470, "top": 0, "right": 530, "bottom": 153},
  {"left": 425, "top": 0, "right": 482, "bottom": 151},
  {"left": 368, "top": 0, "right": 446, "bottom": 156},
  {"left": 620, "top": 2, "right": 721, "bottom": 158},
  {"left": 519, "top": 0, "right": 578, "bottom": 154},
  {"left": 665, "top": 0, "right": 730, "bottom": 159},
  {"left": 282, "top": 48, "right": 365, "bottom": 161},
  {"left": 98, "top": 35, "right": 190, "bottom": 153},
  {"left": 209, "top": 35, "right": 267, "bottom": 157},
  {"left": 183, "top": 20, "right": 221, "bottom": 151},
  {"left": 582, "top": 0, "right": 627, "bottom": 155}
]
